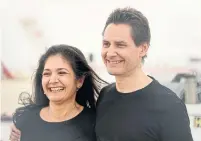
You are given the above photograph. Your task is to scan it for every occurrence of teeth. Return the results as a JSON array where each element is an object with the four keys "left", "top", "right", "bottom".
[
  {"left": 50, "top": 88, "right": 64, "bottom": 92},
  {"left": 108, "top": 61, "right": 121, "bottom": 64}
]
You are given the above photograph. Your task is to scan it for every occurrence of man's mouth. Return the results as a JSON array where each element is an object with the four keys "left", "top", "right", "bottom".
[{"left": 107, "top": 60, "right": 123, "bottom": 64}]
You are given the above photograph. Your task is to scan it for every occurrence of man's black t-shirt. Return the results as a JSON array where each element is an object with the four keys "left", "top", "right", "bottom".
[
  {"left": 14, "top": 106, "right": 96, "bottom": 141},
  {"left": 95, "top": 78, "right": 193, "bottom": 141}
]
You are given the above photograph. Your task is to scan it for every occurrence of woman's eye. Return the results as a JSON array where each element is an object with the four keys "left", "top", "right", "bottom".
[
  {"left": 42, "top": 72, "right": 50, "bottom": 76},
  {"left": 58, "top": 72, "right": 67, "bottom": 75}
]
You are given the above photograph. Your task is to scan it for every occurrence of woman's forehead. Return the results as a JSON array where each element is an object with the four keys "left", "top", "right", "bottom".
[{"left": 44, "top": 55, "right": 71, "bottom": 69}]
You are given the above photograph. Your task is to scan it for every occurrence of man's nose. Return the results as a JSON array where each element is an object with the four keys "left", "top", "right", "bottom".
[{"left": 106, "top": 46, "right": 117, "bottom": 57}]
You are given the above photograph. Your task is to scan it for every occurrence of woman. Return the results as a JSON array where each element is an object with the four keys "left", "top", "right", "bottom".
[{"left": 9, "top": 44, "right": 107, "bottom": 141}]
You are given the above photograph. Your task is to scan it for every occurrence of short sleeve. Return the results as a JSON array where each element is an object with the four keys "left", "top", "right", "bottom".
[
  {"left": 13, "top": 105, "right": 40, "bottom": 130},
  {"left": 159, "top": 99, "right": 193, "bottom": 141},
  {"left": 96, "top": 86, "right": 107, "bottom": 108}
]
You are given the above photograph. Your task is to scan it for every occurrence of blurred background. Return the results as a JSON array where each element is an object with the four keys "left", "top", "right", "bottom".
[{"left": 1, "top": 0, "right": 201, "bottom": 140}]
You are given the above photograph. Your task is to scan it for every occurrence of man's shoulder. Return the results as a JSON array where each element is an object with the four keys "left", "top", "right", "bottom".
[
  {"left": 101, "top": 83, "right": 115, "bottom": 94},
  {"left": 154, "top": 81, "right": 181, "bottom": 100},
  {"left": 96, "top": 83, "right": 116, "bottom": 106},
  {"left": 151, "top": 80, "right": 185, "bottom": 110}
]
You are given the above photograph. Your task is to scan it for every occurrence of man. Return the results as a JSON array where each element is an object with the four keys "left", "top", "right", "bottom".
[
  {"left": 10, "top": 7, "right": 193, "bottom": 141},
  {"left": 95, "top": 7, "right": 193, "bottom": 141}
]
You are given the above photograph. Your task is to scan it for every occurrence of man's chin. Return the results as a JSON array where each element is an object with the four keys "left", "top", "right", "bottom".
[{"left": 107, "top": 70, "right": 122, "bottom": 76}]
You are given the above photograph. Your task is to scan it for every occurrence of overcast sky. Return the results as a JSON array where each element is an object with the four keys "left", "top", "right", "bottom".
[{"left": 1, "top": 0, "right": 201, "bottom": 74}]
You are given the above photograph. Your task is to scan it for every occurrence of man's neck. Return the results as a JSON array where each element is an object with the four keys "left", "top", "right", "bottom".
[{"left": 115, "top": 68, "right": 152, "bottom": 93}]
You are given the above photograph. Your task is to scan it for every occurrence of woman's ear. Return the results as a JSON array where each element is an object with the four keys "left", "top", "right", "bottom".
[{"left": 76, "top": 76, "right": 85, "bottom": 89}]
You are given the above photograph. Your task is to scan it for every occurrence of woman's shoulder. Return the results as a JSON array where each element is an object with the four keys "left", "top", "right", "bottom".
[
  {"left": 13, "top": 105, "right": 42, "bottom": 129},
  {"left": 73, "top": 107, "right": 96, "bottom": 126},
  {"left": 78, "top": 107, "right": 95, "bottom": 121},
  {"left": 73, "top": 107, "right": 96, "bottom": 139}
]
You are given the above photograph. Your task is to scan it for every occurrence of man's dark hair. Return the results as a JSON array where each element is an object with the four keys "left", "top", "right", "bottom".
[{"left": 102, "top": 7, "right": 151, "bottom": 62}]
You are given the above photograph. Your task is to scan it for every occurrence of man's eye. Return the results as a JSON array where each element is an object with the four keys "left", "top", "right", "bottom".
[
  {"left": 117, "top": 44, "right": 126, "bottom": 47},
  {"left": 103, "top": 42, "right": 110, "bottom": 48}
]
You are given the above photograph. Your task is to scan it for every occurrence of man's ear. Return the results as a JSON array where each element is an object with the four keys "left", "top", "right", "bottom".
[{"left": 139, "top": 43, "right": 149, "bottom": 58}]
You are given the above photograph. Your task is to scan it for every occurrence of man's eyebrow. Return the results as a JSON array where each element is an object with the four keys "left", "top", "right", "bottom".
[
  {"left": 103, "top": 39, "right": 127, "bottom": 43},
  {"left": 114, "top": 40, "right": 127, "bottom": 44},
  {"left": 102, "top": 39, "right": 109, "bottom": 42}
]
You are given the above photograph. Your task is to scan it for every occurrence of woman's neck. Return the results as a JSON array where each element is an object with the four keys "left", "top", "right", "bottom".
[
  {"left": 43, "top": 100, "right": 83, "bottom": 122},
  {"left": 49, "top": 101, "right": 76, "bottom": 118}
]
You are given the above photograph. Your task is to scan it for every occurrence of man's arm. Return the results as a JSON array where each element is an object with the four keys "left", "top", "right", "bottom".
[
  {"left": 159, "top": 98, "right": 194, "bottom": 141},
  {"left": 10, "top": 124, "right": 21, "bottom": 141}
]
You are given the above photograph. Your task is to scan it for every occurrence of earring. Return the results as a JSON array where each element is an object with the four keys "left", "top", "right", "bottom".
[{"left": 76, "top": 87, "right": 80, "bottom": 92}]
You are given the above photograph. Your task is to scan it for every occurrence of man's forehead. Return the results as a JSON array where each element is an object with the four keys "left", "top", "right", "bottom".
[
  {"left": 104, "top": 23, "right": 131, "bottom": 34},
  {"left": 103, "top": 24, "right": 132, "bottom": 42},
  {"left": 103, "top": 33, "right": 131, "bottom": 43},
  {"left": 103, "top": 38, "right": 128, "bottom": 43}
]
